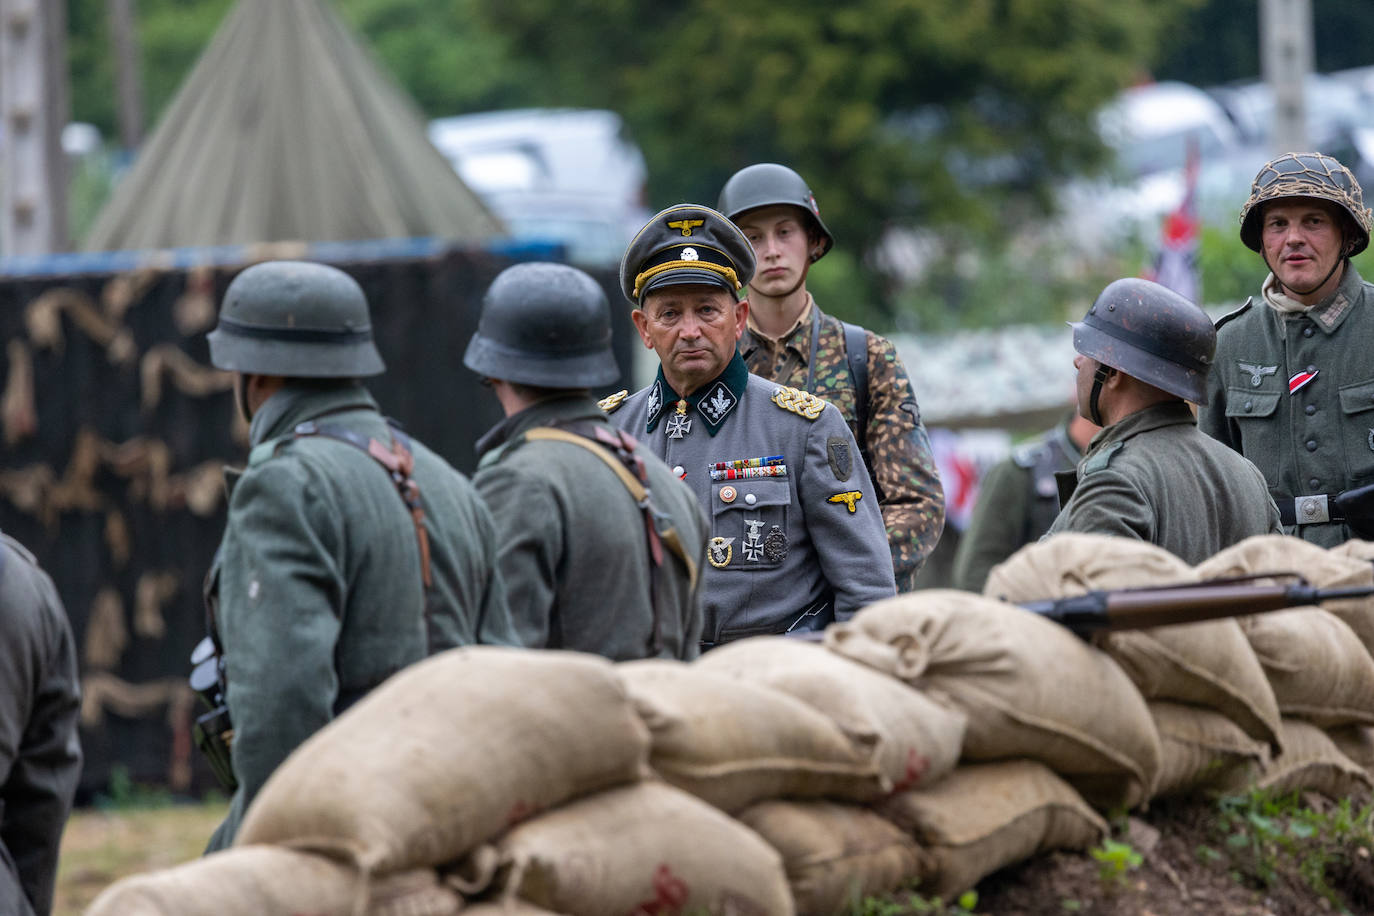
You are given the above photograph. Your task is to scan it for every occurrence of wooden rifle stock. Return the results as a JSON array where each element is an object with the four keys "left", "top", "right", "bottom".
[{"left": 1017, "top": 581, "right": 1374, "bottom": 637}]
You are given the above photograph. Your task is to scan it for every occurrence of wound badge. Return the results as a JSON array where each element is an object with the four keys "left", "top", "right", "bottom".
[
  {"left": 827, "top": 436, "right": 853, "bottom": 481},
  {"left": 708, "top": 536, "right": 734, "bottom": 568},
  {"left": 764, "top": 526, "right": 788, "bottom": 563}
]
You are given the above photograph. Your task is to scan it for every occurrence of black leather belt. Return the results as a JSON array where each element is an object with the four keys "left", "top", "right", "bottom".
[{"left": 1276, "top": 494, "right": 1346, "bottom": 527}]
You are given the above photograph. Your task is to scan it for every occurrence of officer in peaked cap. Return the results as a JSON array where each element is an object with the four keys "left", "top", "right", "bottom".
[
  {"left": 1199, "top": 152, "right": 1374, "bottom": 546},
  {"left": 1045, "top": 278, "right": 1280, "bottom": 563},
  {"left": 201, "top": 260, "right": 516, "bottom": 851},
  {"left": 467, "top": 262, "right": 707, "bottom": 660},
  {"left": 602, "top": 205, "right": 895, "bottom": 648}
]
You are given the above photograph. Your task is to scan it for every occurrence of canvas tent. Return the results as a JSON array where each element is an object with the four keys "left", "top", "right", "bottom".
[{"left": 83, "top": 0, "right": 502, "bottom": 251}]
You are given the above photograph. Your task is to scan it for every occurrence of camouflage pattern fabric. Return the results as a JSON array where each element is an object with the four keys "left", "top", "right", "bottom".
[{"left": 740, "top": 301, "right": 945, "bottom": 590}]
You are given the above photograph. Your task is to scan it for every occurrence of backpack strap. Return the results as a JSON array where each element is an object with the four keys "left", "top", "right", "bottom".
[
  {"left": 292, "top": 419, "right": 432, "bottom": 589},
  {"left": 841, "top": 320, "right": 870, "bottom": 456}
]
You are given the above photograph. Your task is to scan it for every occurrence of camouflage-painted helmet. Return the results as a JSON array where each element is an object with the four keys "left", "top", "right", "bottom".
[
  {"left": 1070, "top": 278, "right": 1215, "bottom": 406},
  {"left": 1239, "top": 151, "right": 1372, "bottom": 255},
  {"left": 717, "top": 163, "right": 834, "bottom": 260},
  {"left": 207, "top": 261, "right": 384, "bottom": 377},
  {"left": 464, "top": 262, "right": 618, "bottom": 388}
]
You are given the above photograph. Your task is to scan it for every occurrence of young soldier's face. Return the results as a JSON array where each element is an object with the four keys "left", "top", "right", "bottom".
[
  {"left": 1262, "top": 198, "right": 1347, "bottom": 301},
  {"left": 734, "top": 205, "right": 817, "bottom": 299},
  {"left": 633, "top": 285, "right": 747, "bottom": 395}
]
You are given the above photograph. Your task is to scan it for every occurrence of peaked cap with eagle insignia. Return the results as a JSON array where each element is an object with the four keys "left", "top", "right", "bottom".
[{"left": 619, "top": 204, "right": 756, "bottom": 306}]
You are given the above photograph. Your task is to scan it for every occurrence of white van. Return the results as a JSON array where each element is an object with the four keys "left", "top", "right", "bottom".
[{"left": 427, "top": 109, "right": 651, "bottom": 265}]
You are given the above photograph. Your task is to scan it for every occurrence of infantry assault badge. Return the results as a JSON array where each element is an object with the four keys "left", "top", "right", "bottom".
[{"left": 708, "top": 536, "right": 734, "bottom": 568}]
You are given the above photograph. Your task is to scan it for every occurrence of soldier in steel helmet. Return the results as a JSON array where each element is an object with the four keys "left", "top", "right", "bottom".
[
  {"left": 1046, "top": 278, "right": 1281, "bottom": 563},
  {"left": 718, "top": 164, "right": 945, "bottom": 590},
  {"left": 467, "top": 262, "right": 707, "bottom": 660},
  {"left": 200, "top": 260, "right": 516, "bottom": 850},
  {"left": 604, "top": 205, "right": 895, "bottom": 649},
  {"left": 0, "top": 533, "right": 80, "bottom": 916},
  {"left": 1199, "top": 152, "right": 1374, "bottom": 546}
]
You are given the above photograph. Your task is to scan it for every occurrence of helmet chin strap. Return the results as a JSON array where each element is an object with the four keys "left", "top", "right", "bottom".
[{"left": 1088, "top": 364, "right": 1112, "bottom": 427}]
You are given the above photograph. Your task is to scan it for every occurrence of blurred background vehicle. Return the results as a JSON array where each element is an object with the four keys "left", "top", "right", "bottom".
[{"left": 427, "top": 108, "right": 652, "bottom": 266}]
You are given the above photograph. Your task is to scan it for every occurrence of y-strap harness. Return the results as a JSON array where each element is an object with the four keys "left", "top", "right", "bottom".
[{"left": 523, "top": 422, "right": 699, "bottom": 655}]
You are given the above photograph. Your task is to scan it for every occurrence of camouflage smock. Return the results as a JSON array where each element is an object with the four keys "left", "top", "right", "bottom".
[
  {"left": 204, "top": 383, "right": 515, "bottom": 851},
  {"left": 1199, "top": 265, "right": 1374, "bottom": 547},
  {"left": 740, "top": 298, "right": 945, "bottom": 590},
  {"left": 1046, "top": 401, "right": 1282, "bottom": 564}
]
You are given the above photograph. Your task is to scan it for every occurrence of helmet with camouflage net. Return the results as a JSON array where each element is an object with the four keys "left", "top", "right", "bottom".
[
  {"left": 1239, "top": 151, "right": 1372, "bottom": 255},
  {"left": 207, "top": 261, "right": 384, "bottom": 377},
  {"left": 464, "top": 262, "right": 618, "bottom": 388},
  {"left": 1070, "top": 278, "right": 1215, "bottom": 407},
  {"left": 717, "top": 163, "right": 834, "bottom": 261}
]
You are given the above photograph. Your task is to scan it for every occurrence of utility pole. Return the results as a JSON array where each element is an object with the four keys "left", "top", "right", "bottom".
[
  {"left": 108, "top": 0, "right": 144, "bottom": 150},
  {"left": 1260, "top": 0, "right": 1312, "bottom": 153},
  {"left": 0, "top": 0, "right": 70, "bottom": 255}
]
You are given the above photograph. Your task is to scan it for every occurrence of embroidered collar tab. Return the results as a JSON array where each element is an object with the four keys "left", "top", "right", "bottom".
[{"left": 646, "top": 353, "right": 749, "bottom": 436}]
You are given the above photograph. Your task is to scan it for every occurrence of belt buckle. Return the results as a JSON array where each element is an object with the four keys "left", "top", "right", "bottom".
[{"left": 1296, "top": 494, "right": 1330, "bottom": 524}]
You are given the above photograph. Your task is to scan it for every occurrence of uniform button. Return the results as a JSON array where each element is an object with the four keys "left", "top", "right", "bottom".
[
  {"left": 1307, "top": 365, "right": 1316, "bottom": 374},
  {"left": 744, "top": 493, "right": 757, "bottom": 506},
  {"left": 1307, "top": 439, "right": 1318, "bottom": 452},
  {"left": 1244, "top": 400, "right": 1253, "bottom": 412},
  {"left": 672, "top": 465, "right": 684, "bottom": 477},
  {"left": 1305, "top": 404, "right": 1316, "bottom": 416},
  {"left": 1303, "top": 326, "right": 1314, "bottom": 338},
  {"left": 1310, "top": 478, "right": 1321, "bottom": 489}
]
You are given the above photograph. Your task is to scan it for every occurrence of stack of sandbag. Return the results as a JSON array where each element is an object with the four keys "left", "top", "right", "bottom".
[
  {"left": 823, "top": 588, "right": 1160, "bottom": 809},
  {"left": 83, "top": 846, "right": 462, "bottom": 916},
  {"left": 457, "top": 781, "right": 794, "bottom": 915},
  {"left": 617, "top": 659, "right": 889, "bottom": 812},
  {"left": 738, "top": 801, "right": 929, "bottom": 916},
  {"left": 1196, "top": 536, "right": 1374, "bottom": 793},
  {"left": 693, "top": 638, "right": 967, "bottom": 794},
  {"left": 1148, "top": 702, "right": 1270, "bottom": 798},
  {"left": 235, "top": 647, "right": 652, "bottom": 873},
  {"left": 878, "top": 760, "right": 1108, "bottom": 899}
]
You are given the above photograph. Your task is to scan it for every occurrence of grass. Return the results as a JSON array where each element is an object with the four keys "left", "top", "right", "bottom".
[{"left": 52, "top": 799, "right": 229, "bottom": 916}]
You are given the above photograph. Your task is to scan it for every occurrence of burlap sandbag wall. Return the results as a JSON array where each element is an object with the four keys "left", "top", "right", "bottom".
[
  {"left": 987, "top": 533, "right": 1281, "bottom": 747},
  {"left": 824, "top": 589, "right": 1161, "bottom": 809}
]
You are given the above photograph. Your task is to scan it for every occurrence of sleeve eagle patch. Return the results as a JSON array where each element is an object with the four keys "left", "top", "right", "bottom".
[
  {"left": 597, "top": 389, "right": 629, "bottom": 413},
  {"left": 771, "top": 385, "right": 826, "bottom": 420}
]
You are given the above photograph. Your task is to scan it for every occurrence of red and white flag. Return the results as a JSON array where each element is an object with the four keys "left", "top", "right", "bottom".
[{"left": 1145, "top": 141, "right": 1201, "bottom": 303}]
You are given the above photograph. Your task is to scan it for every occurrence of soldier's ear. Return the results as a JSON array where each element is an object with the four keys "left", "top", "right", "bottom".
[{"left": 630, "top": 309, "right": 655, "bottom": 349}]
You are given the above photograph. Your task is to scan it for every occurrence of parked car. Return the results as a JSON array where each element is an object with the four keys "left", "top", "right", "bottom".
[{"left": 427, "top": 108, "right": 651, "bottom": 265}]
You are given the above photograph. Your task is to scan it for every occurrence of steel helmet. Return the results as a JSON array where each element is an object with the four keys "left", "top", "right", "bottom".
[
  {"left": 717, "top": 163, "right": 834, "bottom": 260},
  {"left": 207, "top": 261, "right": 384, "bottom": 377},
  {"left": 464, "top": 262, "right": 619, "bottom": 388},
  {"left": 1239, "top": 151, "right": 1372, "bottom": 255},
  {"left": 1070, "top": 278, "right": 1215, "bottom": 406}
]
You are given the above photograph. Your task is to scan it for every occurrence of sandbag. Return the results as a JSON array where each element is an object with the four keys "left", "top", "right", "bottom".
[
  {"left": 1329, "top": 724, "right": 1374, "bottom": 773},
  {"left": 619, "top": 659, "right": 888, "bottom": 812},
  {"left": 694, "top": 637, "right": 965, "bottom": 793},
  {"left": 987, "top": 533, "right": 1281, "bottom": 747},
  {"left": 83, "top": 846, "right": 363, "bottom": 916},
  {"left": 462, "top": 906, "right": 563, "bottom": 916},
  {"left": 1149, "top": 702, "right": 1269, "bottom": 799},
  {"left": 825, "top": 590, "right": 1160, "bottom": 809},
  {"left": 1197, "top": 536, "right": 1374, "bottom": 726},
  {"left": 479, "top": 781, "right": 794, "bottom": 916},
  {"left": 739, "top": 800, "right": 929, "bottom": 916},
  {"left": 879, "top": 761, "right": 1107, "bottom": 900},
  {"left": 1257, "top": 718, "right": 1373, "bottom": 799},
  {"left": 1327, "top": 539, "right": 1374, "bottom": 652},
  {"left": 238, "top": 647, "right": 650, "bottom": 872}
]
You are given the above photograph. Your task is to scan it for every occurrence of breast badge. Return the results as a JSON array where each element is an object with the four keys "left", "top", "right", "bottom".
[
  {"left": 764, "top": 525, "right": 788, "bottom": 562},
  {"left": 708, "top": 536, "right": 734, "bottom": 568}
]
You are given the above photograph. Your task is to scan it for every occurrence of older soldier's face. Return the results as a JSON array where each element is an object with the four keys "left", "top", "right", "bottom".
[
  {"left": 633, "top": 284, "right": 748, "bottom": 396},
  {"left": 1262, "top": 198, "right": 1348, "bottom": 303}
]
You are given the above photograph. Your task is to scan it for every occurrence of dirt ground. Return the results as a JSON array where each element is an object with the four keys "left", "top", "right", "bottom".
[{"left": 52, "top": 801, "right": 228, "bottom": 916}]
